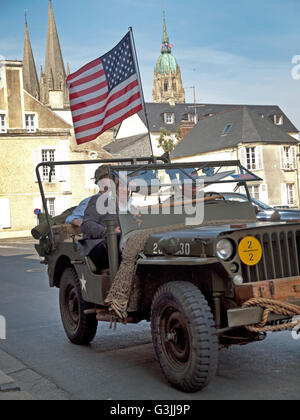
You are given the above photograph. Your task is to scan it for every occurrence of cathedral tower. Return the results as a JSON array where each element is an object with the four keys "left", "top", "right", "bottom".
[
  {"left": 152, "top": 12, "right": 185, "bottom": 104},
  {"left": 23, "top": 17, "right": 40, "bottom": 100},
  {"left": 40, "top": 0, "right": 69, "bottom": 109}
]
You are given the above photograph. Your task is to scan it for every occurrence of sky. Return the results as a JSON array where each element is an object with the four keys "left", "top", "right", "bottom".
[{"left": 1, "top": 0, "right": 300, "bottom": 129}]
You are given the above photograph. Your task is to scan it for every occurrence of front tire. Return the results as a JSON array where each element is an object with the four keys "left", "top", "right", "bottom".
[
  {"left": 151, "top": 281, "right": 218, "bottom": 392},
  {"left": 59, "top": 267, "right": 98, "bottom": 345}
]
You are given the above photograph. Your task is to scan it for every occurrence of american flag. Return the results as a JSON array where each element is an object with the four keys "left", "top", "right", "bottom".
[{"left": 66, "top": 32, "right": 143, "bottom": 145}]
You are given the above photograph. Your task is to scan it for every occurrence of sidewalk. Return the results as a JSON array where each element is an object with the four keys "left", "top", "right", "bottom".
[
  {"left": 0, "top": 369, "right": 34, "bottom": 400},
  {"left": 0, "top": 348, "right": 69, "bottom": 400},
  {"left": 0, "top": 231, "right": 32, "bottom": 240}
]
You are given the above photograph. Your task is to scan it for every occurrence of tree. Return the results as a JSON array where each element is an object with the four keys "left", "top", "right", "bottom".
[{"left": 157, "top": 127, "right": 182, "bottom": 154}]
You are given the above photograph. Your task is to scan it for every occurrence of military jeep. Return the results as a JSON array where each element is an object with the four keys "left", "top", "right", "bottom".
[{"left": 34, "top": 157, "right": 300, "bottom": 393}]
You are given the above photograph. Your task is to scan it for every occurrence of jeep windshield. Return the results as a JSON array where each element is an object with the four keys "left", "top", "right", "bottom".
[{"left": 110, "top": 161, "right": 262, "bottom": 237}]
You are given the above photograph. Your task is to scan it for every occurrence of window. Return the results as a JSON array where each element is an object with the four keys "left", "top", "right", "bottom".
[
  {"left": 241, "top": 146, "right": 263, "bottom": 170},
  {"left": 164, "top": 113, "right": 174, "bottom": 124},
  {"left": 287, "top": 184, "right": 296, "bottom": 206},
  {"left": 164, "top": 81, "right": 169, "bottom": 92},
  {"left": 42, "top": 149, "right": 56, "bottom": 182},
  {"left": 248, "top": 185, "right": 260, "bottom": 200},
  {"left": 282, "top": 183, "right": 296, "bottom": 206},
  {"left": 222, "top": 123, "right": 232, "bottom": 135},
  {"left": 187, "top": 113, "right": 197, "bottom": 123},
  {"left": 25, "top": 114, "right": 36, "bottom": 132},
  {"left": 246, "top": 147, "right": 257, "bottom": 170},
  {"left": 46, "top": 198, "right": 56, "bottom": 217},
  {"left": 281, "top": 146, "right": 297, "bottom": 170},
  {"left": 274, "top": 115, "right": 283, "bottom": 125},
  {"left": 0, "top": 114, "right": 6, "bottom": 132}
]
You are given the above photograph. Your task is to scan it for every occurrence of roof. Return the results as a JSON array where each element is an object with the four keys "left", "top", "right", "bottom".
[
  {"left": 172, "top": 106, "right": 299, "bottom": 159},
  {"left": 104, "top": 134, "right": 150, "bottom": 154},
  {"left": 156, "top": 53, "right": 177, "bottom": 75},
  {"left": 139, "top": 103, "right": 299, "bottom": 134}
]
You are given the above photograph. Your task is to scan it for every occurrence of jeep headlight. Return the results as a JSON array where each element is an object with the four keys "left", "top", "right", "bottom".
[{"left": 216, "top": 239, "right": 234, "bottom": 261}]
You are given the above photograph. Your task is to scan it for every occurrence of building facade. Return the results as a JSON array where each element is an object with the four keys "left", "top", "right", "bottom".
[
  {"left": 172, "top": 106, "right": 300, "bottom": 208},
  {"left": 0, "top": 60, "right": 113, "bottom": 236},
  {"left": 0, "top": 1, "right": 112, "bottom": 238}
]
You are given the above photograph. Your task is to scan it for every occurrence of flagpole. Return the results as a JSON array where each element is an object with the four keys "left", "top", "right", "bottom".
[{"left": 129, "top": 27, "right": 154, "bottom": 158}]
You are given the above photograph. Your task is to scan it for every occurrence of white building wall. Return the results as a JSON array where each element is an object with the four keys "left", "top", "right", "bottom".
[
  {"left": 116, "top": 114, "right": 147, "bottom": 139},
  {"left": 172, "top": 149, "right": 237, "bottom": 164},
  {"left": 53, "top": 110, "right": 73, "bottom": 126}
]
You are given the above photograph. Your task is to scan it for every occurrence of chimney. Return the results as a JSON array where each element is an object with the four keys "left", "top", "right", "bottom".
[{"left": 179, "top": 120, "right": 195, "bottom": 140}]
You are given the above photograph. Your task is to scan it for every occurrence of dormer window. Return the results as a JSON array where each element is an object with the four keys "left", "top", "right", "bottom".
[
  {"left": 188, "top": 113, "right": 196, "bottom": 123},
  {"left": 164, "top": 113, "right": 174, "bottom": 124},
  {"left": 0, "top": 114, "right": 6, "bottom": 133},
  {"left": 274, "top": 115, "right": 283, "bottom": 125},
  {"left": 222, "top": 123, "right": 232, "bottom": 135}
]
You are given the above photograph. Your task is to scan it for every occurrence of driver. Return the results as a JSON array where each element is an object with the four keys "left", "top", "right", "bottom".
[{"left": 79, "top": 165, "right": 120, "bottom": 274}]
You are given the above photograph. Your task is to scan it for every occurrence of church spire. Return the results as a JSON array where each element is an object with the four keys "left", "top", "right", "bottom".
[
  {"left": 161, "top": 11, "right": 172, "bottom": 54},
  {"left": 23, "top": 16, "right": 40, "bottom": 99},
  {"left": 41, "top": 0, "right": 69, "bottom": 107}
]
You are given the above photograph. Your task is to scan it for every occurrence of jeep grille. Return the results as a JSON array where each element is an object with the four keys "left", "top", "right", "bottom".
[{"left": 239, "top": 227, "right": 300, "bottom": 283}]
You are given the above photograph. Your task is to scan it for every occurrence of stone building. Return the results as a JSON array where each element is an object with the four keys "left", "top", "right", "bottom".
[
  {"left": 152, "top": 12, "right": 185, "bottom": 105},
  {"left": 172, "top": 106, "right": 300, "bottom": 208},
  {"left": 0, "top": 1, "right": 112, "bottom": 238},
  {"left": 0, "top": 60, "right": 112, "bottom": 238}
]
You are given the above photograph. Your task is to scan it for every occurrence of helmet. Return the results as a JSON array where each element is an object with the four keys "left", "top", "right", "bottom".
[{"left": 94, "top": 165, "right": 110, "bottom": 184}]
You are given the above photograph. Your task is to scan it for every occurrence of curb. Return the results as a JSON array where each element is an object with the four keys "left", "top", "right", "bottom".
[{"left": 0, "top": 370, "right": 34, "bottom": 400}]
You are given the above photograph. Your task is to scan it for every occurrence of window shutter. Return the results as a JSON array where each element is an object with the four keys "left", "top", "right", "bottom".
[
  {"left": 33, "top": 149, "right": 42, "bottom": 182},
  {"left": 256, "top": 146, "right": 263, "bottom": 170},
  {"left": 0, "top": 199, "right": 11, "bottom": 229},
  {"left": 292, "top": 184, "right": 296, "bottom": 205},
  {"left": 33, "top": 197, "right": 42, "bottom": 211},
  {"left": 291, "top": 146, "right": 297, "bottom": 169},
  {"left": 54, "top": 196, "right": 66, "bottom": 216},
  {"left": 57, "top": 144, "right": 69, "bottom": 183},
  {"left": 280, "top": 146, "right": 285, "bottom": 169},
  {"left": 240, "top": 147, "right": 247, "bottom": 167},
  {"left": 281, "top": 183, "right": 288, "bottom": 206},
  {"left": 259, "top": 184, "right": 269, "bottom": 204},
  {"left": 85, "top": 163, "right": 99, "bottom": 189}
]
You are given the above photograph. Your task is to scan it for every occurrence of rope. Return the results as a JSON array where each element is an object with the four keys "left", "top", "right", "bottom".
[
  {"left": 242, "top": 298, "right": 300, "bottom": 333},
  {"left": 104, "top": 219, "right": 254, "bottom": 325}
]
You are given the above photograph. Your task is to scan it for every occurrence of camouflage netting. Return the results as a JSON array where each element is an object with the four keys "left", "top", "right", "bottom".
[{"left": 104, "top": 219, "right": 254, "bottom": 325}]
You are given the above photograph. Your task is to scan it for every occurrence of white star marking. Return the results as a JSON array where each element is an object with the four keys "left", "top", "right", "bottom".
[{"left": 80, "top": 274, "right": 87, "bottom": 293}]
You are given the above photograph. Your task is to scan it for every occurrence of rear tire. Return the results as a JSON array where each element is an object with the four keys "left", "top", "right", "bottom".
[
  {"left": 151, "top": 281, "right": 218, "bottom": 392},
  {"left": 59, "top": 267, "right": 98, "bottom": 345}
]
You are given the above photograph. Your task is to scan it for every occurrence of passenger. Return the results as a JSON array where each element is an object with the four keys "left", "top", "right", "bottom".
[
  {"left": 65, "top": 196, "right": 93, "bottom": 227},
  {"left": 79, "top": 165, "right": 121, "bottom": 274}
]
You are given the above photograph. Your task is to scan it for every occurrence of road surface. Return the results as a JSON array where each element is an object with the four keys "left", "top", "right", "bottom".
[{"left": 0, "top": 238, "right": 299, "bottom": 400}]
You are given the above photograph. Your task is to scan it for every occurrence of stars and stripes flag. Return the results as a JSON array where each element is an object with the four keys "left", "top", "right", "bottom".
[{"left": 66, "top": 31, "right": 143, "bottom": 145}]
